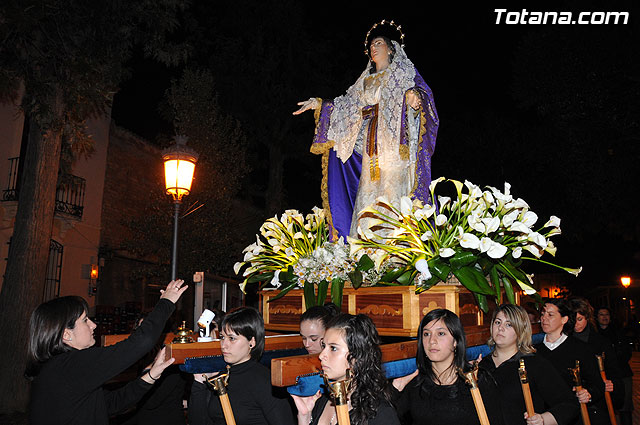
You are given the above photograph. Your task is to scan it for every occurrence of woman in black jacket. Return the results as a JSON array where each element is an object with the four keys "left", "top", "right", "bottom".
[
  {"left": 292, "top": 313, "right": 399, "bottom": 425},
  {"left": 479, "top": 304, "right": 578, "bottom": 425},
  {"left": 394, "top": 308, "right": 503, "bottom": 425},
  {"left": 189, "top": 307, "right": 295, "bottom": 425},
  {"left": 535, "top": 299, "right": 609, "bottom": 425},
  {"left": 27, "top": 279, "right": 188, "bottom": 425}
]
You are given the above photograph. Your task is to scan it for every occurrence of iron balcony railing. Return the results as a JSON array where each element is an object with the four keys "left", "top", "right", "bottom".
[
  {"left": 3, "top": 157, "right": 86, "bottom": 219},
  {"left": 2, "top": 157, "right": 19, "bottom": 202}
]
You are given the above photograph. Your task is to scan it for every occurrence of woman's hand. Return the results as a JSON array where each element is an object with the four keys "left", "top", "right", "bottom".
[
  {"left": 524, "top": 412, "right": 544, "bottom": 425},
  {"left": 160, "top": 279, "right": 188, "bottom": 304},
  {"left": 193, "top": 371, "right": 220, "bottom": 384},
  {"left": 291, "top": 390, "right": 322, "bottom": 423},
  {"left": 141, "top": 347, "right": 174, "bottom": 384},
  {"left": 293, "top": 98, "right": 320, "bottom": 115},
  {"left": 392, "top": 369, "right": 419, "bottom": 391},
  {"left": 573, "top": 387, "right": 591, "bottom": 404},
  {"left": 406, "top": 90, "right": 421, "bottom": 110},
  {"left": 604, "top": 379, "right": 614, "bottom": 392}
]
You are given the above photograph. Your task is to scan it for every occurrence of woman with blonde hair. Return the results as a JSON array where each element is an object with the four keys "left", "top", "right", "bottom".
[{"left": 480, "top": 304, "right": 578, "bottom": 425}]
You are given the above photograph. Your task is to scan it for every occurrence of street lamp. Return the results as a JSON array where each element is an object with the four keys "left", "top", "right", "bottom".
[
  {"left": 162, "top": 136, "right": 198, "bottom": 280},
  {"left": 621, "top": 276, "right": 631, "bottom": 288}
]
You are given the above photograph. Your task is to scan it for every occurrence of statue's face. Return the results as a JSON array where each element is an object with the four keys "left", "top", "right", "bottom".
[{"left": 370, "top": 37, "right": 392, "bottom": 67}]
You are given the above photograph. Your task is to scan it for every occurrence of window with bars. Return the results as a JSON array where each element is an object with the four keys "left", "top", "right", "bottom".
[{"left": 43, "top": 240, "right": 64, "bottom": 301}]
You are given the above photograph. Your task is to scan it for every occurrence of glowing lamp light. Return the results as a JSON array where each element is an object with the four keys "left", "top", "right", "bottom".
[
  {"left": 621, "top": 276, "right": 631, "bottom": 288},
  {"left": 162, "top": 136, "right": 198, "bottom": 202},
  {"left": 90, "top": 264, "right": 99, "bottom": 280}
]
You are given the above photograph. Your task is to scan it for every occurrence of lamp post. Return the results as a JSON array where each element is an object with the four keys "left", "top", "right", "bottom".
[
  {"left": 621, "top": 276, "right": 631, "bottom": 288},
  {"left": 620, "top": 276, "right": 631, "bottom": 326},
  {"left": 162, "top": 136, "right": 198, "bottom": 281}
]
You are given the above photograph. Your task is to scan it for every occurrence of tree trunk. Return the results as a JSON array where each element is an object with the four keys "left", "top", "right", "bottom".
[
  {"left": 265, "top": 143, "right": 284, "bottom": 216},
  {"left": 0, "top": 93, "right": 63, "bottom": 413}
]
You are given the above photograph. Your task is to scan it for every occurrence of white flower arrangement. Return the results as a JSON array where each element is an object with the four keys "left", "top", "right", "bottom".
[
  {"left": 349, "top": 177, "right": 581, "bottom": 311},
  {"left": 234, "top": 207, "right": 376, "bottom": 308}
]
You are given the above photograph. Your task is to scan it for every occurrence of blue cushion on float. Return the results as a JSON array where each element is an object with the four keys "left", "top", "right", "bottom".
[{"left": 179, "top": 347, "right": 308, "bottom": 374}]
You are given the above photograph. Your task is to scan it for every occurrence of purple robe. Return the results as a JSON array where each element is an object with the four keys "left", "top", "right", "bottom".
[{"left": 311, "top": 68, "right": 439, "bottom": 241}]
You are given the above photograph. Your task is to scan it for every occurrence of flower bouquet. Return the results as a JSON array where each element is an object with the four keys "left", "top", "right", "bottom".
[
  {"left": 349, "top": 177, "right": 581, "bottom": 312},
  {"left": 234, "top": 207, "right": 375, "bottom": 308}
]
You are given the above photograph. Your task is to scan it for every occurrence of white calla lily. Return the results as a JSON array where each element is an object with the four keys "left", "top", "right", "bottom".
[
  {"left": 565, "top": 267, "right": 582, "bottom": 277},
  {"left": 438, "top": 196, "right": 451, "bottom": 210},
  {"left": 420, "top": 231, "right": 433, "bottom": 241},
  {"left": 544, "top": 216, "right": 561, "bottom": 228},
  {"left": 415, "top": 258, "right": 432, "bottom": 283},
  {"left": 502, "top": 210, "right": 520, "bottom": 228},
  {"left": 482, "top": 217, "right": 500, "bottom": 234},
  {"left": 516, "top": 279, "right": 537, "bottom": 295},
  {"left": 524, "top": 244, "right": 543, "bottom": 258},
  {"left": 429, "top": 177, "right": 446, "bottom": 194},
  {"left": 512, "top": 247, "right": 522, "bottom": 259},
  {"left": 439, "top": 248, "right": 455, "bottom": 258},
  {"left": 435, "top": 214, "right": 448, "bottom": 226},
  {"left": 460, "top": 233, "right": 480, "bottom": 249},
  {"left": 487, "top": 241, "right": 507, "bottom": 259},
  {"left": 508, "top": 221, "right": 531, "bottom": 234},
  {"left": 271, "top": 270, "right": 282, "bottom": 288},
  {"left": 547, "top": 227, "right": 562, "bottom": 237},
  {"left": 545, "top": 240, "right": 557, "bottom": 256},
  {"left": 520, "top": 211, "right": 538, "bottom": 228},
  {"left": 233, "top": 262, "right": 243, "bottom": 275},
  {"left": 528, "top": 232, "right": 548, "bottom": 249},
  {"left": 400, "top": 196, "right": 413, "bottom": 216},
  {"left": 479, "top": 237, "right": 493, "bottom": 253}
]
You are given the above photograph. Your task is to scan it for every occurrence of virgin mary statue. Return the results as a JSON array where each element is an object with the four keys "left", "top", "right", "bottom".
[{"left": 294, "top": 21, "right": 439, "bottom": 241}]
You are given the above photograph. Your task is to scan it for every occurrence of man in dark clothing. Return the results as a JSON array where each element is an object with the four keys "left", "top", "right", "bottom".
[{"left": 596, "top": 307, "right": 634, "bottom": 425}]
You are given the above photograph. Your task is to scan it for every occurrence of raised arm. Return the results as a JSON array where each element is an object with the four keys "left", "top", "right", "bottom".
[{"left": 293, "top": 97, "right": 320, "bottom": 115}]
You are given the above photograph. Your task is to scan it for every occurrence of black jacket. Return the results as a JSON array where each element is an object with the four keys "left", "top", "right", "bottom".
[
  {"left": 29, "top": 299, "right": 175, "bottom": 425},
  {"left": 188, "top": 359, "right": 295, "bottom": 425},
  {"left": 535, "top": 335, "right": 609, "bottom": 425},
  {"left": 480, "top": 352, "right": 579, "bottom": 424}
]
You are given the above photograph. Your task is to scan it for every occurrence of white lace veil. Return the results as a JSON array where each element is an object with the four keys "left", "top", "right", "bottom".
[{"left": 329, "top": 40, "right": 417, "bottom": 162}]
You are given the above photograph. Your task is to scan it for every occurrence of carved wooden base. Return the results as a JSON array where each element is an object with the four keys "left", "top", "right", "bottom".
[{"left": 261, "top": 283, "right": 505, "bottom": 336}]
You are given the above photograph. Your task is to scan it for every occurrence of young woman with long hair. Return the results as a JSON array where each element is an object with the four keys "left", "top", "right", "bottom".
[
  {"left": 395, "top": 308, "right": 503, "bottom": 425},
  {"left": 292, "top": 313, "right": 399, "bottom": 425}
]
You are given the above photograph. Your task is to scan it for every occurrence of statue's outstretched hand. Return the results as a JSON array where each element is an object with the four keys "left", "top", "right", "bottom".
[{"left": 293, "top": 98, "right": 319, "bottom": 115}]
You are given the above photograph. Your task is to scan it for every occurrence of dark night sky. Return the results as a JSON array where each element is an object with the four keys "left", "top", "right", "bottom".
[{"left": 112, "top": 1, "right": 640, "bottom": 293}]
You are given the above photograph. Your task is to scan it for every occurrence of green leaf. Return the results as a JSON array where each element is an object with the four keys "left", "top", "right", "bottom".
[
  {"left": 474, "top": 293, "right": 489, "bottom": 313},
  {"left": 379, "top": 267, "right": 405, "bottom": 283},
  {"left": 501, "top": 277, "right": 516, "bottom": 305},
  {"left": 304, "top": 280, "right": 316, "bottom": 309},
  {"left": 267, "top": 281, "right": 298, "bottom": 302},
  {"left": 282, "top": 265, "right": 295, "bottom": 282},
  {"left": 489, "top": 266, "right": 502, "bottom": 304},
  {"left": 452, "top": 266, "right": 494, "bottom": 295},
  {"left": 331, "top": 278, "right": 344, "bottom": 309},
  {"left": 246, "top": 272, "right": 273, "bottom": 284},
  {"left": 356, "top": 254, "right": 374, "bottom": 271},
  {"left": 396, "top": 269, "right": 417, "bottom": 286},
  {"left": 416, "top": 275, "right": 440, "bottom": 293},
  {"left": 348, "top": 270, "right": 363, "bottom": 289},
  {"left": 428, "top": 257, "right": 451, "bottom": 282},
  {"left": 316, "top": 279, "right": 329, "bottom": 306},
  {"left": 499, "top": 262, "right": 528, "bottom": 285},
  {"left": 449, "top": 251, "right": 479, "bottom": 269}
]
